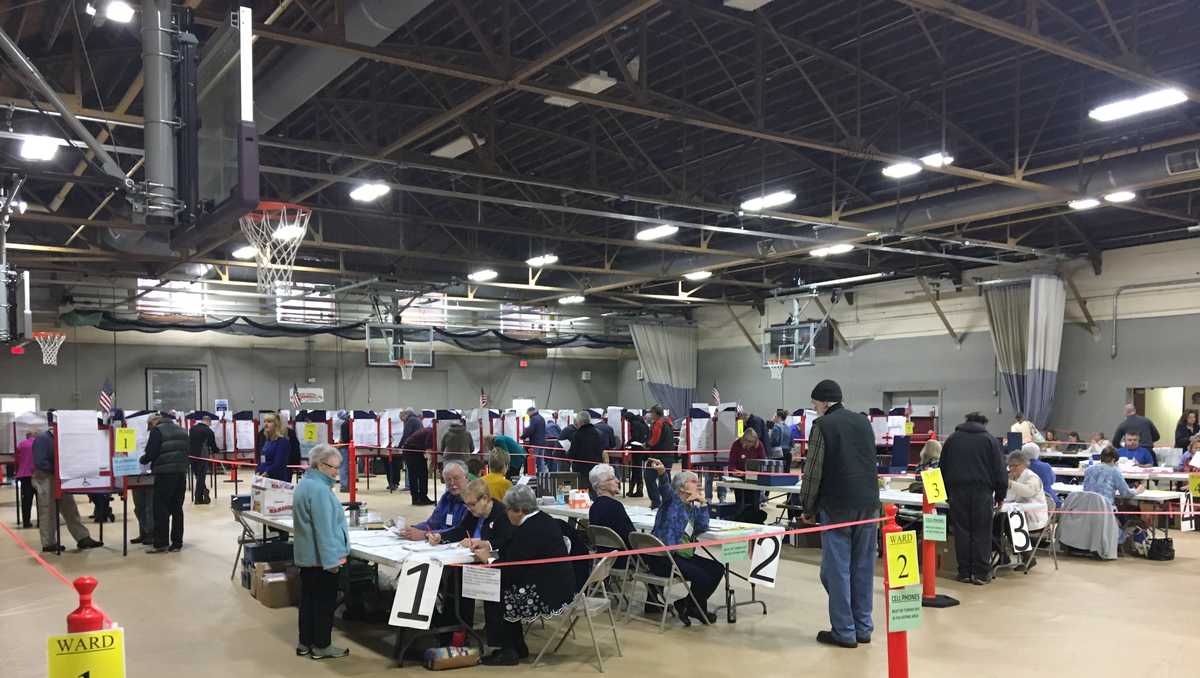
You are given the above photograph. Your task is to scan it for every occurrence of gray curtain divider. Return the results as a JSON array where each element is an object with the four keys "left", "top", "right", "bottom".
[
  {"left": 982, "top": 276, "right": 1065, "bottom": 429},
  {"left": 628, "top": 323, "right": 697, "bottom": 418}
]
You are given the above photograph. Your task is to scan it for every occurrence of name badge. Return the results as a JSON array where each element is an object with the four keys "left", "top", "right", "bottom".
[{"left": 445, "top": 514, "right": 454, "bottom": 526}]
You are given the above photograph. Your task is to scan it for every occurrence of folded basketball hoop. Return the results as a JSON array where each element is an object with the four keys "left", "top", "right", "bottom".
[
  {"left": 238, "top": 201, "right": 311, "bottom": 295},
  {"left": 767, "top": 358, "right": 791, "bottom": 380},
  {"left": 396, "top": 358, "right": 415, "bottom": 381},
  {"left": 33, "top": 331, "right": 67, "bottom": 366}
]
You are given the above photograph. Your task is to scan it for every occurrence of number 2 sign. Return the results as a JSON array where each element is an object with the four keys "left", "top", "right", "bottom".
[
  {"left": 388, "top": 559, "right": 443, "bottom": 629},
  {"left": 748, "top": 535, "right": 781, "bottom": 588}
]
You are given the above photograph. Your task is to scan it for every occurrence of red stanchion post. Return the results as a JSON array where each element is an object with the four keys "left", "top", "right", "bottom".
[
  {"left": 921, "top": 495, "right": 959, "bottom": 608},
  {"left": 526, "top": 447, "right": 535, "bottom": 475},
  {"left": 348, "top": 440, "right": 357, "bottom": 503},
  {"left": 882, "top": 504, "right": 909, "bottom": 678},
  {"left": 67, "top": 577, "right": 105, "bottom": 633}
]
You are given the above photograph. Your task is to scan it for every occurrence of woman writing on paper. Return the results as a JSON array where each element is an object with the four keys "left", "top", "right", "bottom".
[
  {"left": 1004, "top": 450, "right": 1050, "bottom": 531},
  {"left": 293, "top": 444, "right": 350, "bottom": 660},
  {"left": 256, "top": 413, "right": 292, "bottom": 482}
]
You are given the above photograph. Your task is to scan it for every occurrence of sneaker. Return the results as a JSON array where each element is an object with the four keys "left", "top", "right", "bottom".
[
  {"left": 816, "top": 631, "right": 857, "bottom": 649},
  {"left": 295, "top": 646, "right": 310, "bottom": 657},
  {"left": 310, "top": 645, "right": 349, "bottom": 660},
  {"left": 77, "top": 537, "right": 103, "bottom": 550}
]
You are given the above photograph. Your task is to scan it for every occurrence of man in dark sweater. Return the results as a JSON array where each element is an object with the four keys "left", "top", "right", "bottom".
[
  {"left": 940, "top": 412, "right": 1007, "bottom": 584},
  {"left": 568, "top": 412, "right": 605, "bottom": 491},
  {"left": 188, "top": 415, "right": 218, "bottom": 504},
  {"left": 140, "top": 413, "right": 191, "bottom": 553},
  {"left": 1112, "top": 403, "right": 1161, "bottom": 457},
  {"left": 799, "top": 379, "right": 880, "bottom": 649},
  {"left": 624, "top": 410, "right": 651, "bottom": 497}
]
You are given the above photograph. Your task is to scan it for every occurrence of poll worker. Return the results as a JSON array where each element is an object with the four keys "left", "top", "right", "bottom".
[
  {"left": 472, "top": 485, "right": 573, "bottom": 666},
  {"left": 728, "top": 427, "right": 765, "bottom": 512},
  {"left": 624, "top": 410, "right": 650, "bottom": 497},
  {"left": 292, "top": 444, "right": 350, "bottom": 660},
  {"left": 917, "top": 439, "right": 942, "bottom": 472},
  {"left": 521, "top": 406, "right": 548, "bottom": 473},
  {"left": 1065, "top": 431, "right": 1085, "bottom": 451},
  {"left": 1084, "top": 445, "right": 1141, "bottom": 506},
  {"left": 188, "top": 415, "right": 218, "bottom": 504},
  {"left": 1022, "top": 443, "right": 1061, "bottom": 508},
  {"left": 568, "top": 411, "right": 606, "bottom": 491},
  {"left": 256, "top": 413, "right": 293, "bottom": 482},
  {"left": 1005, "top": 450, "right": 1049, "bottom": 531},
  {"left": 31, "top": 417, "right": 103, "bottom": 553},
  {"left": 403, "top": 417, "right": 435, "bottom": 506},
  {"left": 481, "top": 447, "right": 512, "bottom": 501},
  {"left": 1175, "top": 436, "right": 1200, "bottom": 472},
  {"left": 648, "top": 459, "right": 722, "bottom": 626},
  {"left": 645, "top": 405, "right": 676, "bottom": 509},
  {"left": 389, "top": 408, "right": 422, "bottom": 492},
  {"left": 798, "top": 379, "right": 880, "bottom": 648},
  {"left": 939, "top": 412, "right": 1007, "bottom": 585},
  {"left": 1174, "top": 410, "right": 1198, "bottom": 450},
  {"left": 1118, "top": 432, "right": 1155, "bottom": 467},
  {"left": 402, "top": 459, "right": 469, "bottom": 539},
  {"left": 1010, "top": 412, "right": 1037, "bottom": 445},
  {"left": 140, "top": 413, "right": 190, "bottom": 553},
  {"left": 428, "top": 478, "right": 513, "bottom": 547},
  {"left": 1112, "top": 403, "right": 1160, "bottom": 450},
  {"left": 1087, "top": 432, "right": 1111, "bottom": 457},
  {"left": 15, "top": 430, "right": 36, "bottom": 529},
  {"left": 588, "top": 464, "right": 634, "bottom": 564}
]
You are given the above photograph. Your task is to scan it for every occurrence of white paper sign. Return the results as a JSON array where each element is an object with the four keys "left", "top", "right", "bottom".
[
  {"left": 461, "top": 564, "right": 501, "bottom": 602},
  {"left": 389, "top": 558, "right": 444, "bottom": 629},
  {"left": 1006, "top": 507, "right": 1033, "bottom": 553},
  {"left": 748, "top": 535, "right": 782, "bottom": 589},
  {"left": 352, "top": 418, "right": 380, "bottom": 447},
  {"left": 234, "top": 419, "right": 256, "bottom": 450},
  {"left": 56, "top": 410, "right": 111, "bottom": 491}
]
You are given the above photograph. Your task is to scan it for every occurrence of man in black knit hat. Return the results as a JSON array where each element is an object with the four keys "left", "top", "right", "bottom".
[{"left": 799, "top": 379, "right": 880, "bottom": 649}]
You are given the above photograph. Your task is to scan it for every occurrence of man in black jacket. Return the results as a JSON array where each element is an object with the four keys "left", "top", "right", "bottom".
[
  {"left": 799, "top": 379, "right": 880, "bottom": 649},
  {"left": 940, "top": 412, "right": 1007, "bottom": 585},
  {"left": 1112, "top": 403, "right": 1161, "bottom": 458},
  {"left": 188, "top": 415, "right": 218, "bottom": 504},
  {"left": 624, "top": 410, "right": 650, "bottom": 497},
  {"left": 140, "top": 413, "right": 191, "bottom": 553},
  {"left": 568, "top": 412, "right": 605, "bottom": 491}
]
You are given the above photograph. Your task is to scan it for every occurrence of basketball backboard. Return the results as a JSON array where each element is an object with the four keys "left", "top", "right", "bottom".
[
  {"left": 761, "top": 321, "right": 829, "bottom": 368},
  {"left": 365, "top": 323, "right": 434, "bottom": 368}
]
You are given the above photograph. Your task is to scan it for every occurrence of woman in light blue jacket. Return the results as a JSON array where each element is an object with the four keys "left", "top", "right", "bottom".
[{"left": 292, "top": 444, "right": 350, "bottom": 660}]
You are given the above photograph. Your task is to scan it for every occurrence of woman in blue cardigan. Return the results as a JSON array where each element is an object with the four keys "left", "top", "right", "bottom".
[
  {"left": 647, "top": 458, "right": 724, "bottom": 626},
  {"left": 293, "top": 444, "right": 351, "bottom": 660},
  {"left": 256, "top": 413, "right": 293, "bottom": 481}
]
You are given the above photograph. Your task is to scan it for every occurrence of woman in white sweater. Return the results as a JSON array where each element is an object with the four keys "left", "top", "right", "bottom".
[{"left": 1004, "top": 450, "right": 1050, "bottom": 531}]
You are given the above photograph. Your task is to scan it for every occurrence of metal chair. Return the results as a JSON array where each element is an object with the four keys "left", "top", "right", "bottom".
[
  {"left": 626, "top": 532, "right": 710, "bottom": 631},
  {"left": 532, "top": 555, "right": 623, "bottom": 672},
  {"left": 1022, "top": 492, "right": 1061, "bottom": 573},
  {"left": 588, "top": 525, "right": 632, "bottom": 609}
]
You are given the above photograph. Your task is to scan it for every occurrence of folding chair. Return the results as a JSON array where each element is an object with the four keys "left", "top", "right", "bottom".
[
  {"left": 230, "top": 509, "right": 265, "bottom": 580},
  {"left": 588, "top": 525, "right": 632, "bottom": 609},
  {"left": 532, "top": 555, "right": 623, "bottom": 672},
  {"left": 1021, "top": 492, "right": 1061, "bottom": 573},
  {"left": 626, "top": 532, "right": 710, "bottom": 631}
]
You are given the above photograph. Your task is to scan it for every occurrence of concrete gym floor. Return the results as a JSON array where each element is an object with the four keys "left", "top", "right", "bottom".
[{"left": 1, "top": 480, "right": 1194, "bottom": 678}]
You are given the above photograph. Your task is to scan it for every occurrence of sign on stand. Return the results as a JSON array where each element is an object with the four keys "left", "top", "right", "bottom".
[
  {"left": 922, "top": 513, "right": 947, "bottom": 542},
  {"left": 461, "top": 565, "right": 501, "bottom": 602},
  {"left": 748, "top": 535, "right": 781, "bottom": 588},
  {"left": 920, "top": 468, "right": 947, "bottom": 503},
  {"left": 888, "top": 586, "right": 922, "bottom": 632},
  {"left": 885, "top": 530, "right": 920, "bottom": 588},
  {"left": 389, "top": 559, "right": 444, "bottom": 629},
  {"left": 47, "top": 627, "right": 126, "bottom": 678},
  {"left": 718, "top": 539, "right": 749, "bottom": 563}
]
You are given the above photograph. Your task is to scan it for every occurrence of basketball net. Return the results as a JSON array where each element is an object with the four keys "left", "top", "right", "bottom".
[
  {"left": 238, "top": 202, "right": 311, "bottom": 295},
  {"left": 767, "top": 358, "right": 790, "bottom": 380},
  {"left": 33, "top": 331, "right": 67, "bottom": 366},
  {"left": 397, "top": 359, "right": 415, "bottom": 381}
]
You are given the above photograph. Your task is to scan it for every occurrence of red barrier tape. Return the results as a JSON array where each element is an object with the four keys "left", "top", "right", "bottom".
[
  {"left": 0, "top": 517, "right": 114, "bottom": 625},
  {"left": 189, "top": 455, "right": 306, "bottom": 470}
]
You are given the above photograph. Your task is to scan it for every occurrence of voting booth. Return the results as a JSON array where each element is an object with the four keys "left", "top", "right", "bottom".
[
  {"left": 682, "top": 406, "right": 716, "bottom": 464},
  {"left": 710, "top": 403, "right": 739, "bottom": 465},
  {"left": 464, "top": 408, "right": 500, "bottom": 453},
  {"left": 232, "top": 410, "right": 257, "bottom": 453},
  {"left": 294, "top": 410, "right": 329, "bottom": 460}
]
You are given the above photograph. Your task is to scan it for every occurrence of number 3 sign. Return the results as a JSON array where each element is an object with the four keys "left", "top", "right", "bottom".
[
  {"left": 388, "top": 559, "right": 444, "bottom": 629},
  {"left": 1006, "top": 507, "right": 1033, "bottom": 553}
]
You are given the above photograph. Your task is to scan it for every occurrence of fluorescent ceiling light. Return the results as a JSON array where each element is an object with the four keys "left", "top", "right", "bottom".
[
  {"left": 525, "top": 254, "right": 559, "bottom": 267},
  {"left": 105, "top": 1, "right": 135, "bottom": 23},
  {"left": 1067, "top": 198, "right": 1101, "bottom": 211},
  {"left": 804, "top": 272, "right": 891, "bottom": 289},
  {"left": 811, "top": 243, "right": 854, "bottom": 257},
  {"left": 19, "top": 135, "right": 58, "bottom": 161},
  {"left": 231, "top": 245, "right": 257, "bottom": 260},
  {"left": 1088, "top": 88, "right": 1187, "bottom": 122},
  {"left": 555, "top": 316, "right": 589, "bottom": 324},
  {"left": 740, "top": 190, "right": 796, "bottom": 212},
  {"left": 467, "top": 269, "right": 499, "bottom": 282},
  {"left": 723, "top": 0, "right": 774, "bottom": 10},
  {"left": 431, "top": 135, "right": 485, "bottom": 159},
  {"left": 882, "top": 162, "right": 922, "bottom": 178},
  {"left": 635, "top": 224, "right": 679, "bottom": 241},
  {"left": 272, "top": 223, "right": 307, "bottom": 241},
  {"left": 349, "top": 182, "right": 390, "bottom": 202},
  {"left": 559, "top": 295, "right": 586, "bottom": 305},
  {"left": 1104, "top": 190, "right": 1136, "bottom": 203},
  {"left": 85, "top": 3, "right": 97, "bottom": 16},
  {"left": 683, "top": 270, "right": 713, "bottom": 281},
  {"left": 543, "top": 72, "right": 618, "bottom": 108},
  {"left": 920, "top": 152, "right": 954, "bottom": 168}
]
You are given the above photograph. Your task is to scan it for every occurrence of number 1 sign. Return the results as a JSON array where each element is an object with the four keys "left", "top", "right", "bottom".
[{"left": 388, "top": 559, "right": 443, "bottom": 629}]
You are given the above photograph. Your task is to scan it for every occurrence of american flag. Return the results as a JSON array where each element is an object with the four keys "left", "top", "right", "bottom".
[
  {"left": 98, "top": 378, "right": 114, "bottom": 414},
  {"left": 289, "top": 383, "right": 302, "bottom": 410},
  {"left": 479, "top": 388, "right": 489, "bottom": 407},
  {"left": 711, "top": 382, "right": 720, "bottom": 405},
  {"left": 905, "top": 398, "right": 913, "bottom": 417}
]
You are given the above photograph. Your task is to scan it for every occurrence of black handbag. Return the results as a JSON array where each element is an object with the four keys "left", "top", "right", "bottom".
[{"left": 1147, "top": 537, "right": 1175, "bottom": 561}]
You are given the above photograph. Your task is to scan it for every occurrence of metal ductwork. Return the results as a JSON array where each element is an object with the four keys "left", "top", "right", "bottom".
[{"left": 254, "top": 0, "right": 437, "bottom": 134}]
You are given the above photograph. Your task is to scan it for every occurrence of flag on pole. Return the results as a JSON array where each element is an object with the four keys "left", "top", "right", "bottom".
[
  {"left": 98, "top": 378, "right": 114, "bottom": 415},
  {"left": 711, "top": 382, "right": 720, "bottom": 405},
  {"left": 479, "top": 388, "right": 489, "bottom": 408},
  {"left": 290, "top": 383, "right": 303, "bottom": 410},
  {"left": 905, "top": 397, "right": 913, "bottom": 418}
]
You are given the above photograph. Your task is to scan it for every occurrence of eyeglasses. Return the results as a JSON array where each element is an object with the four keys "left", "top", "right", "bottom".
[{"left": 318, "top": 461, "right": 339, "bottom": 471}]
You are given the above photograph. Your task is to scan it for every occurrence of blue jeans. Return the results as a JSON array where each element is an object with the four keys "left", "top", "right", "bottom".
[
  {"left": 701, "top": 465, "right": 728, "bottom": 503},
  {"left": 338, "top": 450, "right": 350, "bottom": 490},
  {"left": 645, "top": 467, "right": 670, "bottom": 508},
  {"left": 819, "top": 509, "right": 878, "bottom": 643}
]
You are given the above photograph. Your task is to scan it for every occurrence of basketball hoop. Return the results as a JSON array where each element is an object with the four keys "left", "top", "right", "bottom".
[
  {"left": 238, "top": 201, "right": 311, "bottom": 295},
  {"left": 32, "top": 331, "right": 67, "bottom": 366},
  {"left": 767, "top": 358, "right": 791, "bottom": 380},
  {"left": 396, "top": 358, "right": 415, "bottom": 381}
]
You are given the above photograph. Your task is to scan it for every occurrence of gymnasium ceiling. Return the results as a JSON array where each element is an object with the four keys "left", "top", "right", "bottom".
[{"left": 3, "top": 0, "right": 1200, "bottom": 329}]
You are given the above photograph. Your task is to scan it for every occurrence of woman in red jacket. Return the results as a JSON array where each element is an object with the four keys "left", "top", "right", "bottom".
[{"left": 728, "top": 428, "right": 765, "bottom": 512}]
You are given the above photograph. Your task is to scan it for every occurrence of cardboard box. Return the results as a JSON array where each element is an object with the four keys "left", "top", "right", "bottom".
[
  {"left": 252, "top": 561, "right": 300, "bottom": 608},
  {"left": 251, "top": 476, "right": 294, "bottom": 516}
]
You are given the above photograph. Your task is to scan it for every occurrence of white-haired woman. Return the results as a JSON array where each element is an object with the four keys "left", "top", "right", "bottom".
[
  {"left": 293, "top": 444, "right": 350, "bottom": 660},
  {"left": 647, "top": 458, "right": 723, "bottom": 625},
  {"left": 471, "top": 485, "right": 574, "bottom": 665},
  {"left": 588, "top": 464, "right": 634, "bottom": 561}
]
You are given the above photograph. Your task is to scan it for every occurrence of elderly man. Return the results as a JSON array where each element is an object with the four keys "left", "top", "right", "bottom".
[
  {"left": 31, "top": 417, "right": 103, "bottom": 554},
  {"left": 188, "top": 415, "right": 218, "bottom": 504},
  {"left": 568, "top": 411, "right": 605, "bottom": 491},
  {"left": 141, "top": 412, "right": 191, "bottom": 553},
  {"left": 403, "top": 460, "right": 470, "bottom": 539},
  {"left": 799, "top": 379, "right": 879, "bottom": 649},
  {"left": 941, "top": 412, "right": 1007, "bottom": 585},
  {"left": 390, "top": 408, "right": 422, "bottom": 493},
  {"left": 1113, "top": 404, "right": 1160, "bottom": 451},
  {"left": 521, "top": 406, "right": 548, "bottom": 473}
]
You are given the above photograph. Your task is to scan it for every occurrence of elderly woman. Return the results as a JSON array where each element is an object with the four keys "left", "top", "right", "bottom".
[
  {"left": 1084, "top": 446, "right": 1142, "bottom": 506},
  {"left": 481, "top": 448, "right": 513, "bottom": 501},
  {"left": 1176, "top": 436, "right": 1200, "bottom": 472},
  {"left": 1021, "top": 443, "right": 1061, "bottom": 507},
  {"left": 293, "top": 444, "right": 350, "bottom": 660},
  {"left": 917, "top": 440, "right": 942, "bottom": 471},
  {"left": 402, "top": 459, "right": 470, "bottom": 540},
  {"left": 256, "top": 413, "right": 293, "bottom": 482},
  {"left": 471, "top": 485, "right": 574, "bottom": 666},
  {"left": 648, "top": 458, "right": 724, "bottom": 626},
  {"left": 428, "top": 478, "right": 513, "bottom": 548},
  {"left": 1004, "top": 450, "right": 1049, "bottom": 531},
  {"left": 588, "top": 463, "right": 634, "bottom": 557}
]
